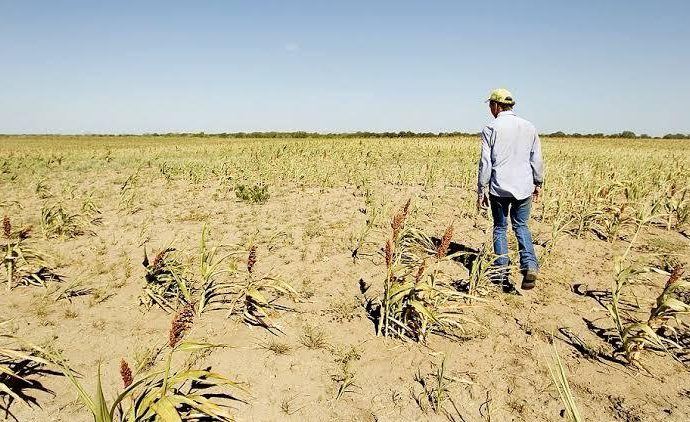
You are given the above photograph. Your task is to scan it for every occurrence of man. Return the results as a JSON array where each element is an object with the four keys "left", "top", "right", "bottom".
[{"left": 477, "top": 88, "right": 543, "bottom": 290}]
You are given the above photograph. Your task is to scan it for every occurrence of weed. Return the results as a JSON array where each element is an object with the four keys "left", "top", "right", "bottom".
[
  {"left": 350, "top": 202, "right": 380, "bottom": 262},
  {"left": 259, "top": 339, "right": 292, "bottom": 355},
  {"left": 63, "top": 308, "right": 78, "bottom": 319},
  {"left": 331, "top": 363, "right": 357, "bottom": 400},
  {"left": 299, "top": 324, "right": 329, "bottom": 350},
  {"left": 55, "top": 279, "right": 94, "bottom": 302},
  {"left": 235, "top": 183, "right": 270, "bottom": 204},
  {"left": 415, "top": 355, "right": 450, "bottom": 414},
  {"left": 280, "top": 395, "right": 305, "bottom": 415},
  {"left": 332, "top": 344, "right": 362, "bottom": 366},
  {"left": 89, "top": 289, "right": 115, "bottom": 307},
  {"left": 134, "top": 345, "right": 163, "bottom": 374},
  {"left": 414, "top": 355, "right": 471, "bottom": 418},
  {"left": 324, "top": 297, "right": 361, "bottom": 323}
]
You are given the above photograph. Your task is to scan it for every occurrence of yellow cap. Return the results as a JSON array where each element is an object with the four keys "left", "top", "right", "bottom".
[{"left": 486, "top": 88, "right": 515, "bottom": 105}]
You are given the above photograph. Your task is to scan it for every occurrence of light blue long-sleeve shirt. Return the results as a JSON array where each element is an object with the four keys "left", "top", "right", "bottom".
[{"left": 477, "top": 110, "right": 544, "bottom": 200}]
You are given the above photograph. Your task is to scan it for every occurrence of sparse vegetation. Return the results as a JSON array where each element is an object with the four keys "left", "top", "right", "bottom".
[
  {"left": 2, "top": 134, "right": 690, "bottom": 421},
  {"left": 52, "top": 306, "right": 243, "bottom": 421},
  {"left": 40, "top": 203, "right": 87, "bottom": 239},
  {"left": 258, "top": 338, "right": 292, "bottom": 355},
  {"left": 140, "top": 247, "right": 191, "bottom": 311},
  {"left": 235, "top": 183, "right": 270, "bottom": 204},
  {"left": 224, "top": 245, "right": 299, "bottom": 332},
  {"left": 546, "top": 345, "right": 582, "bottom": 422},
  {"left": 3, "top": 216, "right": 56, "bottom": 291},
  {"left": 299, "top": 324, "right": 329, "bottom": 350},
  {"left": 608, "top": 261, "right": 690, "bottom": 367},
  {"left": 369, "top": 201, "right": 479, "bottom": 342},
  {"left": 0, "top": 321, "right": 55, "bottom": 412},
  {"left": 414, "top": 355, "right": 468, "bottom": 418}
]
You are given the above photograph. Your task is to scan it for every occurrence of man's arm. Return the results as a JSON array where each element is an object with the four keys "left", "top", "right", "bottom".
[
  {"left": 530, "top": 131, "right": 544, "bottom": 201},
  {"left": 530, "top": 132, "right": 544, "bottom": 186},
  {"left": 477, "top": 126, "right": 493, "bottom": 207}
]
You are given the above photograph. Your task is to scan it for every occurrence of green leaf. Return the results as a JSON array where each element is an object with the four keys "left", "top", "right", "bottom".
[
  {"left": 61, "top": 365, "right": 98, "bottom": 416},
  {"left": 173, "top": 340, "right": 226, "bottom": 353},
  {"left": 0, "top": 348, "right": 51, "bottom": 366},
  {"left": 94, "top": 365, "right": 112, "bottom": 422},
  {"left": 247, "top": 288, "right": 269, "bottom": 305},
  {"left": 168, "top": 369, "right": 244, "bottom": 390},
  {"left": 170, "top": 394, "right": 235, "bottom": 421},
  {"left": 110, "top": 371, "right": 164, "bottom": 417},
  {"left": 150, "top": 397, "right": 183, "bottom": 422},
  {"left": 409, "top": 300, "right": 439, "bottom": 323}
]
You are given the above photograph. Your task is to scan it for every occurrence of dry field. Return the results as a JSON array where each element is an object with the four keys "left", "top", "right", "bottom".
[{"left": 1, "top": 135, "right": 689, "bottom": 421}]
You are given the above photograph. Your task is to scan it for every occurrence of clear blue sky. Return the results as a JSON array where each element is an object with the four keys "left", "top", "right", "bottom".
[{"left": 1, "top": 1, "right": 689, "bottom": 135}]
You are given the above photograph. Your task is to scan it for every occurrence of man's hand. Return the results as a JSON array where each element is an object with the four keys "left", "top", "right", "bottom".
[
  {"left": 532, "top": 186, "right": 542, "bottom": 203},
  {"left": 477, "top": 193, "right": 489, "bottom": 211}
]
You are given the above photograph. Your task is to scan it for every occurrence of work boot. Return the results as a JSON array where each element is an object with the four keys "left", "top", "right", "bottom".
[{"left": 521, "top": 269, "right": 538, "bottom": 290}]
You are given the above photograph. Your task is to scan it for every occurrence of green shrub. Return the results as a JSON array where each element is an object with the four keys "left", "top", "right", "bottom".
[{"left": 235, "top": 183, "right": 270, "bottom": 204}]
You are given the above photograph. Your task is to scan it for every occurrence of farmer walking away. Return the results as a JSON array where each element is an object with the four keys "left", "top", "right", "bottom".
[{"left": 477, "top": 88, "right": 544, "bottom": 290}]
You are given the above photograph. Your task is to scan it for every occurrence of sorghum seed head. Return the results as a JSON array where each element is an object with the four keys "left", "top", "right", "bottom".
[
  {"left": 3, "top": 216, "right": 10, "bottom": 239},
  {"left": 402, "top": 198, "right": 411, "bottom": 218},
  {"left": 391, "top": 199, "right": 412, "bottom": 240},
  {"left": 119, "top": 358, "right": 133, "bottom": 388},
  {"left": 151, "top": 248, "right": 174, "bottom": 269},
  {"left": 169, "top": 303, "right": 195, "bottom": 348},
  {"left": 666, "top": 265, "right": 685, "bottom": 288},
  {"left": 415, "top": 259, "right": 427, "bottom": 283},
  {"left": 436, "top": 224, "right": 454, "bottom": 258},
  {"left": 384, "top": 239, "right": 393, "bottom": 268},
  {"left": 391, "top": 213, "right": 404, "bottom": 240},
  {"left": 247, "top": 245, "right": 257, "bottom": 273}
]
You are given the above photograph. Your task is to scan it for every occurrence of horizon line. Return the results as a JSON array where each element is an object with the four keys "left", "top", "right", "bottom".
[{"left": 1, "top": 130, "right": 688, "bottom": 139}]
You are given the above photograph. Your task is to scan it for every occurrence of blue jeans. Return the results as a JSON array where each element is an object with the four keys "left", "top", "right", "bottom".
[{"left": 489, "top": 195, "right": 539, "bottom": 274}]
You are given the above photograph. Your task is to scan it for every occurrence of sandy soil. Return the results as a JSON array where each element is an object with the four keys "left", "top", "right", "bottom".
[{"left": 1, "top": 137, "right": 689, "bottom": 422}]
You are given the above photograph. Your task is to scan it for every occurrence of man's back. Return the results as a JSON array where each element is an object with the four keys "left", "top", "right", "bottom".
[
  {"left": 477, "top": 88, "right": 543, "bottom": 290},
  {"left": 478, "top": 110, "right": 543, "bottom": 200}
]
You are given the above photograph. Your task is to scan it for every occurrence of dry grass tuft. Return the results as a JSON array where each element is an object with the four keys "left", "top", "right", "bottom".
[
  {"left": 259, "top": 339, "right": 292, "bottom": 355},
  {"left": 299, "top": 324, "right": 329, "bottom": 350}
]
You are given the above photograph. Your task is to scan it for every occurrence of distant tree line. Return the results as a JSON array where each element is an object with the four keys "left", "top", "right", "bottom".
[
  {"left": 1, "top": 131, "right": 688, "bottom": 139},
  {"left": 140, "top": 130, "right": 690, "bottom": 139},
  {"left": 144, "top": 131, "right": 479, "bottom": 138},
  {"left": 541, "top": 131, "right": 689, "bottom": 139}
]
